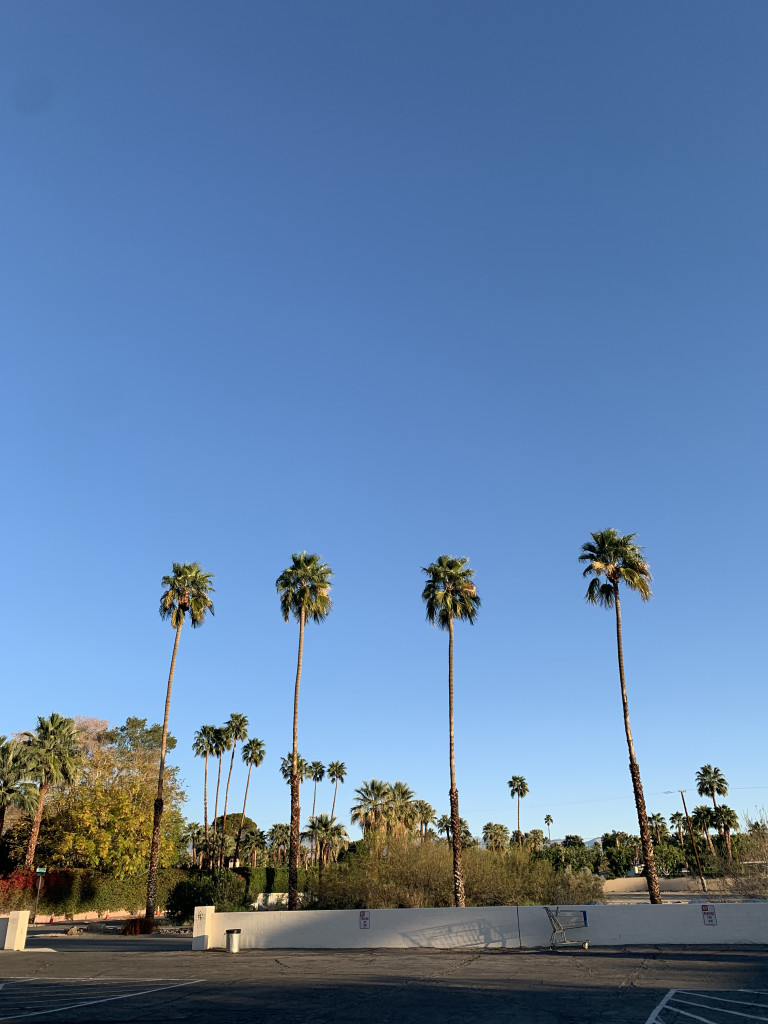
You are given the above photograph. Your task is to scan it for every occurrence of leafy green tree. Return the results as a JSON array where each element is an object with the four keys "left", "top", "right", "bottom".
[
  {"left": 106, "top": 717, "right": 176, "bottom": 751},
  {"left": 220, "top": 713, "right": 249, "bottom": 866},
  {"left": 507, "top": 776, "right": 529, "bottom": 848},
  {"left": 0, "top": 739, "right": 37, "bottom": 838},
  {"left": 327, "top": 761, "right": 346, "bottom": 819},
  {"left": 696, "top": 765, "right": 729, "bottom": 810},
  {"left": 579, "top": 529, "right": 661, "bottom": 904},
  {"left": 147, "top": 561, "right": 214, "bottom": 922},
  {"left": 192, "top": 725, "right": 217, "bottom": 867},
  {"left": 422, "top": 554, "right": 481, "bottom": 909},
  {"left": 544, "top": 814, "right": 553, "bottom": 842},
  {"left": 276, "top": 551, "right": 333, "bottom": 910},
  {"left": 235, "top": 738, "right": 266, "bottom": 866},
  {"left": 22, "top": 714, "right": 82, "bottom": 869}
]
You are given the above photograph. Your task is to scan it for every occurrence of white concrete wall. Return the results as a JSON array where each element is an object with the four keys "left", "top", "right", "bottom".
[
  {"left": 193, "top": 902, "right": 768, "bottom": 951},
  {"left": 0, "top": 912, "right": 30, "bottom": 951}
]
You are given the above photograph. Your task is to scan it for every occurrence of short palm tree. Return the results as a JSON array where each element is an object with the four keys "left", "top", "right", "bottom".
[
  {"left": 146, "top": 561, "right": 214, "bottom": 921},
  {"left": 235, "top": 737, "right": 266, "bottom": 866},
  {"left": 220, "top": 713, "right": 249, "bottom": 866},
  {"left": 268, "top": 822, "right": 290, "bottom": 864},
  {"left": 308, "top": 761, "right": 325, "bottom": 862},
  {"left": 692, "top": 805, "right": 717, "bottom": 856},
  {"left": 23, "top": 714, "right": 81, "bottom": 869},
  {"left": 669, "top": 811, "right": 686, "bottom": 847},
  {"left": 507, "top": 776, "right": 529, "bottom": 848},
  {"left": 350, "top": 779, "right": 391, "bottom": 837},
  {"left": 387, "top": 781, "right": 417, "bottom": 836},
  {"left": 544, "top": 814, "right": 553, "bottom": 842},
  {"left": 422, "top": 555, "right": 480, "bottom": 909},
  {"left": 436, "top": 813, "right": 452, "bottom": 842},
  {"left": 696, "top": 765, "right": 728, "bottom": 811},
  {"left": 579, "top": 529, "right": 661, "bottom": 905},
  {"left": 0, "top": 738, "right": 37, "bottom": 839},
  {"left": 192, "top": 725, "right": 217, "bottom": 865},
  {"left": 327, "top": 761, "right": 346, "bottom": 819},
  {"left": 648, "top": 813, "right": 668, "bottom": 845},
  {"left": 413, "top": 800, "right": 436, "bottom": 843},
  {"left": 482, "top": 822, "right": 511, "bottom": 852},
  {"left": 714, "top": 805, "right": 739, "bottom": 860},
  {"left": 276, "top": 552, "right": 333, "bottom": 910}
]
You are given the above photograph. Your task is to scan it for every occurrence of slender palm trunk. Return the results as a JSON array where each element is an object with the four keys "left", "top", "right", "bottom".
[
  {"left": 517, "top": 795, "right": 522, "bottom": 848},
  {"left": 146, "top": 620, "right": 182, "bottom": 922},
  {"left": 203, "top": 753, "right": 209, "bottom": 865},
  {"left": 289, "top": 608, "right": 305, "bottom": 910},
  {"left": 447, "top": 618, "right": 465, "bottom": 908},
  {"left": 220, "top": 743, "right": 237, "bottom": 867},
  {"left": 211, "top": 755, "right": 223, "bottom": 869},
  {"left": 24, "top": 783, "right": 49, "bottom": 871},
  {"left": 613, "top": 585, "right": 661, "bottom": 905},
  {"left": 235, "top": 762, "right": 253, "bottom": 866}
]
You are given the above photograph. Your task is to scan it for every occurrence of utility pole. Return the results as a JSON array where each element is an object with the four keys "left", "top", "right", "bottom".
[{"left": 680, "top": 790, "right": 707, "bottom": 893}]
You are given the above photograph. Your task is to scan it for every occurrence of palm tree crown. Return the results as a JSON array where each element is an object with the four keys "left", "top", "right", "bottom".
[
  {"left": 159, "top": 562, "right": 215, "bottom": 628},
  {"left": 421, "top": 555, "right": 481, "bottom": 629},
  {"left": 276, "top": 552, "right": 333, "bottom": 625},
  {"left": 579, "top": 529, "right": 652, "bottom": 607},
  {"left": 696, "top": 765, "right": 728, "bottom": 809}
]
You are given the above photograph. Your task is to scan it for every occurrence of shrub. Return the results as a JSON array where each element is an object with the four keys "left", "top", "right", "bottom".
[
  {"left": 121, "top": 917, "right": 158, "bottom": 935},
  {"left": 165, "top": 870, "right": 248, "bottom": 924}
]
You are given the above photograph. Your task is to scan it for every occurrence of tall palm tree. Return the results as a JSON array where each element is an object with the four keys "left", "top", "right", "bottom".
[
  {"left": 220, "top": 713, "right": 249, "bottom": 866},
  {"left": 23, "top": 714, "right": 81, "bottom": 869},
  {"left": 327, "top": 761, "right": 346, "bottom": 819},
  {"left": 544, "top": 814, "right": 553, "bottom": 842},
  {"left": 280, "top": 753, "right": 311, "bottom": 785},
  {"left": 192, "top": 725, "right": 217, "bottom": 866},
  {"left": 696, "top": 765, "right": 728, "bottom": 811},
  {"left": 210, "top": 726, "right": 227, "bottom": 868},
  {"left": 276, "top": 552, "right": 333, "bottom": 910},
  {"left": 422, "top": 554, "right": 481, "bottom": 909},
  {"left": 235, "top": 737, "right": 266, "bottom": 866},
  {"left": 507, "top": 776, "right": 529, "bottom": 848},
  {"left": 0, "top": 738, "right": 38, "bottom": 839},
  {"left": 146, "top": 561, "right": 214, "bottom": 922},
  {"left": 579, "top": 529, "right": 661, "bottom": 905}
]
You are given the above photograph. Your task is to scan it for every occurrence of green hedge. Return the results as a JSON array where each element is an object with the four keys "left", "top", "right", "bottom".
[
  {"left": 236, "top": 866, "right": 315, "bottom": 902},
  {"left": 0, "top": 868, "right": 187, "bottom": 917}
]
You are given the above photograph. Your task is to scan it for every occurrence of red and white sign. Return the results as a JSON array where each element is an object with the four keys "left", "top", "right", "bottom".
[
  {"left": 701, "top": 904, "right": 718, "bottom": 926},
  {"left": 359, "top": 911, "right": 371, "bottom": 929}
]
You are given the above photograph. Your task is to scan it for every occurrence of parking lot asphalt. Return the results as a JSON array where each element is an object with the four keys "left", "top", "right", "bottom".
[{"left": 1, "top": 938, "right": 768, "bottom": 1023}]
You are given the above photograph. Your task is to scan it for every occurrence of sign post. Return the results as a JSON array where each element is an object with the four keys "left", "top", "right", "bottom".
[{"left": 33, "top": 868, "right": 47, "bottom": 924}]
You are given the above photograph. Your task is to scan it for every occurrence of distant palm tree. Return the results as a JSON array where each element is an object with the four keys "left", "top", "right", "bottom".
[
  {"left": 0, "top": 738, "right": 37, "bottom": 838},
  {"left": 422, "top": 554, "right": 481, "bottom": 909},
  {"left": 714, "top": 805, "right": 739, "bottom": 860},
  {"left": 482, "top": 822, "right": 511, "bottom": 852},
  {"left": 220, "top": 713, "right": 249, "bottom": 866},
  {"left": 147, "top": 562, "right": 214, "bottom": 921},
  {"left": 268, "top": 823, "right": 290, "bottom": 864},
  {"left": 692, "top": 805, "right": 717, "bottom": 856},
  {"left": 327, "top": 761, "right": 347, "bottom": 819},
  {"left": 235, "top": 737, "right": 266, "bottom": 865},
  {"left": 696, "top": 765, "right": 728, "bottom": 811},
  {"left": 308, "top": 761, "right": 325, "bottom": 862},
  {"left": 648, "top": 813, "right": 668, "bottom": 845},
  {"left": 350, "top": 779, "right": 391, "bottom": 837},
  {"left": 669, "top": 811, "right": 686, "bottom": 847},
  {"left": 276, "top": 552, "right": 333, "bottom": 910},
  {"left": 387, "top": 781, "right": 417, "bottom": 836},
  {"left": 579, "top": 529, "right": 661, "bottom": 905},
  {"left": 413, "top": 800, "right": 436, "bottom": 843},
  {"left": 192, "top": 725, "right": 217, "bottom": 865},
  {"left": 436, "top": 813, "right": 452, "bottom": 842},
  {"left": 210, "top": 726, "right": 228, "bottom": 868},
  {"left": 23, "top": 714, "right": 81, "bottom": 869},
  {"left": 507, "top": 776, "right": 529, "bottom": 848},
  {"left": 303, "top": 814, "right": 349, "bottom": 868},
  {"left": 544, "top": 814, "right": 553, "bottom": 842},
  {"left": 280, "top": 753, "right": 311, "bottom": 785}
]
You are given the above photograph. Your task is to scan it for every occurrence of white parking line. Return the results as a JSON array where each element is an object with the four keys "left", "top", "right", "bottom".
[
  {"left": 645, "top": 989, "right": 768, "bottom": 1024},
  {"left": 647, "top": 990, "right": 678, "bottom": 1023},
  {"left": 0, "top": 979, "right": 203, "bottom": 1020}
]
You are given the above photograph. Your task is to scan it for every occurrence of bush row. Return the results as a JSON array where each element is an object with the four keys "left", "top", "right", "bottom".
[{"left": 0, "top": 868, "right": 187, "bottom": 916}]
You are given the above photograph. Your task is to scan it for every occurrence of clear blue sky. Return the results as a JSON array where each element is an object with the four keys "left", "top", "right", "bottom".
[{"left": 2, "top": 1, "right": 766, "bottom": 845}]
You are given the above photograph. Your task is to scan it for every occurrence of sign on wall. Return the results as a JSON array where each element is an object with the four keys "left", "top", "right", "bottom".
[
  {"left": 359, "top": 911, "right": 371, "bottom": 929},
  {"left": 701, "top": 905, "right": 718, "bottom": 926}
]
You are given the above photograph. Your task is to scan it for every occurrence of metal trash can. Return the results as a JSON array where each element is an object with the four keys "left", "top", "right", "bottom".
[{"left": 225, "top": 928, "right": 241, "bottom": 953}]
